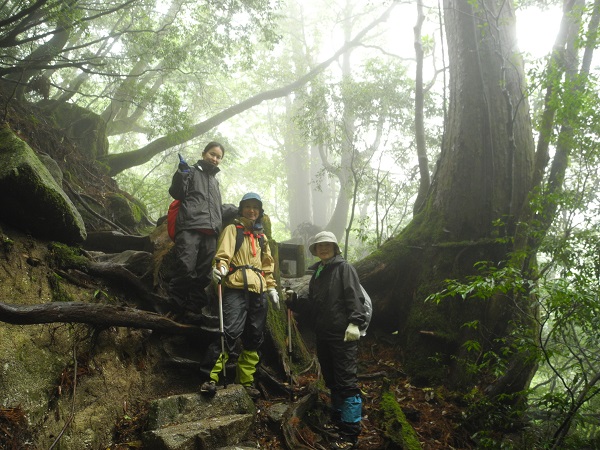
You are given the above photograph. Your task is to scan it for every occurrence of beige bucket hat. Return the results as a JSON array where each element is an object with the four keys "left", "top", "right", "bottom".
[{"left": 308, "top": 231, "right": 341, "bottom": 256}]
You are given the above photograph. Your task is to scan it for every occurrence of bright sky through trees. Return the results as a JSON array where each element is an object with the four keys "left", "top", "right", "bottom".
[{"left": 517, "top": 7, "right": 562, "bottom": 57}]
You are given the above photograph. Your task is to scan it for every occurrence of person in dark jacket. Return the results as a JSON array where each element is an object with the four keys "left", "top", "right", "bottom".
[
  {"left": 286, "top": 231, "right": 366, "bottom": 450},
  {"left": 167, "top": 141, "right": 236, "bottom": 321}
]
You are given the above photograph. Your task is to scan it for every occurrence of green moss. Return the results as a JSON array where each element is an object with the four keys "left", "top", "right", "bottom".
[
  {"left": 262, "top": 214, "right": 272, "bottom": 238},
  {"left": 2, "top": 234, "right": 14, "bottom": 253},
  {"left": 131, "top": 201, "right": 143, "bottom": 222},
  {"left": 107, "top": 192, "right": 148, "bottom": 227},
  {"left": 359, "top": 204, "right": 447, "bottom": 269},
  {"left": 402, "top": 294, "right": 463, "bottom": 384},
  {"left": 0, "top": 323, "right": 73, "bottom": 427},
  {"left": 0, "top": 126, "right": 86, "bottom": 243},
  {"left": 47, "top": 242, "right": 88, "bottom": 270},
  {"left": 120, "top": 192, "right": 148, "bottom": 224},
  {"left": 379, "top": 390, "right": 422, "bottom": 449},
  {"left": 266, "top": 303, "right": 311, "bottom": 374},
  {"left": 48, "top": 272, "right": 75, "bottom": 302},
  {"left": 63, "top": 170, "right": 75, "bottom": 184},
  {"left": 267, "top": 306, "right": 287, "bottom": 350},
  {"left": 94, "top": 160, "right": 111, "bottom": 175}
]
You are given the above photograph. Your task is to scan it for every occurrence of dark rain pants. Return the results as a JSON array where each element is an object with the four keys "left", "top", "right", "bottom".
[
  {"left": 317, "top": 338, "right": 362, "bottom": 439},
  {"left": 168, "top": 229, "right": 216, "bottom": 313},
  {"left": 205, "top": 288, "right": 268, "bottom": 384}
]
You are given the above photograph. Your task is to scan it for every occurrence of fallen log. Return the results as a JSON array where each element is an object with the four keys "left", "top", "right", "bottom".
[{"left": 0, "top": 300, "right": 217, "bottom": 338}]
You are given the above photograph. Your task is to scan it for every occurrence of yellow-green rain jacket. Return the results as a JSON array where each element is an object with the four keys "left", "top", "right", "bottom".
[{"left": 215, "top": 217, "right": 276, "bottom": 293}]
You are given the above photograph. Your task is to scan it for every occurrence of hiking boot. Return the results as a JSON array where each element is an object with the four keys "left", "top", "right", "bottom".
[
  {"left": 243, "top": 384, "right": 261, "bottom": 399},
  {"left": 200, "top": 380, "right": 217, "bottom": 396},
  {"left": 331, "top": 436, "right": 358, "bottom": 449}
]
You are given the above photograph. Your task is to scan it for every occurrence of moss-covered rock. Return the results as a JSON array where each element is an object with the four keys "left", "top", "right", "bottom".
[
  {"left": 0, "top": 124, "right": 86, "bottom": 244},
  {"left": 47, "top": 242, "right": 89, "bottom": 270},
  {"left": 379, "top": 388, "right": 422, "bottom": 449},
  {"left": 106, "top": 192, "right": 150, "bottom": 229}
]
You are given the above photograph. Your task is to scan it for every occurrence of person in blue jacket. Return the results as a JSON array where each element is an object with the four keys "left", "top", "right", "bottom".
[
  {"left": 286, "top": 231, "right": 366, "bottom": 450},
  {"left": 167, "top": 141, "right": 236, "bottom": 321}
]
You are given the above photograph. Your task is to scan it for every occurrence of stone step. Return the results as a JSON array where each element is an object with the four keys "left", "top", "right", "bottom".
[
  {"left": 142, "top": 384, "right": 257, "bottom": 450},
  {"left": 142, "top": 413, "right": 254, "bottom": 449},
  {"left": 146, "top": 384, "right": 256, "bottom": 430}
]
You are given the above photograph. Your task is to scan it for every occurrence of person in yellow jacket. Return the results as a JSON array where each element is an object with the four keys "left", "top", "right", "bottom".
[{"left": 200, "top": 192, "right": 279, "bottom": 399}]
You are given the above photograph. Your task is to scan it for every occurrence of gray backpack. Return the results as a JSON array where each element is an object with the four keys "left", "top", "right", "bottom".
[{"left": 359, "top": 285, "right": 373, "bottom": 336}]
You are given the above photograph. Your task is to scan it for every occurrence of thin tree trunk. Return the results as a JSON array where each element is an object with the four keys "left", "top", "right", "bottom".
[{"left": 413, "top": 0, "right": 431, "bottom": 214}]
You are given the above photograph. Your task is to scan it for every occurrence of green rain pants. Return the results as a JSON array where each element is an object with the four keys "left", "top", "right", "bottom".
[
  {"left": 236, "top": 349, "right": 260, "bottom": 386},
  {"left": 209, "top": 351, "right": 229, "bottom": 383},
  {"left": 206, "top": 288, "right": 267, "bottom": 385},
  {"left": 208, "top": 349, "right": 260, "bottom": 385}
]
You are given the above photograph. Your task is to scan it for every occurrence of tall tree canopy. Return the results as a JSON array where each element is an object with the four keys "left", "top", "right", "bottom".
[{"left": 2, "top": 0, "right": 600, "bottom": 446}]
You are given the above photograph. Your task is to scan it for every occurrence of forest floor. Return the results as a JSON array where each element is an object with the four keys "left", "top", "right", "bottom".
[
  {"left": 1, "top": 336, "right": 475, "bottom": 450},
  {"left": 245, "top": 331, "right": 474, "bottom": 450},
  {"left": 107, "top": 331, "right": 475, "bottom": 449}
]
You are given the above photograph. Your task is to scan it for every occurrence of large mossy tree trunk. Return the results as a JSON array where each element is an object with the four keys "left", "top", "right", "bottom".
[{"left": 356, "top": 0, "right": 536, "bottom": 391}]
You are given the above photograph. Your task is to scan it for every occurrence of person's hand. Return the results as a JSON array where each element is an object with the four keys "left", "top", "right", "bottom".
[
  {"left": 212, "top": 265, "right": 227, "bottom": 283},
  {"left": 178, "top": 153, "right": 190, "bottom": 172},
  {"left": 285, "top": 289, "right": 297, "bottom": 309},
  {"left": 267, "top": 288, "right": 279, "bottom": 310},
  {"left": 344, "top": 323, "right": 360, "bottom": 342}
]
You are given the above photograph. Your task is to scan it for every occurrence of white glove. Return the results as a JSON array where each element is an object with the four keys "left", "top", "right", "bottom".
[
  {"left": 212, "top": 265, "right": 227, "bottom": 283},
  {"left": 267, "top": 288, "right": 280, "bottom": 310},
  {"left": 344, "top": 323, "right": 360, "bottom": 342}
]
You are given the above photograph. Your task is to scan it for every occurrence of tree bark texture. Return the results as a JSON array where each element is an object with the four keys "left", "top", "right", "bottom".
[
  {"left": 436, "top": 0, "right": 534, "bottom": 238},
  {"left": 356, "top": 0, "right": 536, "bottom": 391}
]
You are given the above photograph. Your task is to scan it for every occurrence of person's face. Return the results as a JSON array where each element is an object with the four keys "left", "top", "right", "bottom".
[
  {"left": 315, "top": 242, "right": 335, "bottom": 261},
  {"left": 241, "top": 200, "right": 261, "bottom": 221},
  {"left": 202, "top": 146, "right": 223, "bottom": 166}
]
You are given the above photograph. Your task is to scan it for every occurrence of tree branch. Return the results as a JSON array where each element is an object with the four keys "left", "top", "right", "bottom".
[
  {"left": 103, "top": 2, "right": 398, "bottom": 176},
  {"left": 0, "top": 300, "right": 216, "bottom": 337}
]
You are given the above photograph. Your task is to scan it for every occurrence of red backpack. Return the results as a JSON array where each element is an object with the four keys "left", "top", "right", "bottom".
[{"left": 167, "top": 200, "right": 180, "bottom": 241}]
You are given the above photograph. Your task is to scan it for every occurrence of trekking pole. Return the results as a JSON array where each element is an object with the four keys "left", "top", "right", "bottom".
[
  {"left": 287, "top": 305, "right": 293, "bottom": 402},
  {"left": 218, "top": 281, "right": 227, "bottom": 387}
]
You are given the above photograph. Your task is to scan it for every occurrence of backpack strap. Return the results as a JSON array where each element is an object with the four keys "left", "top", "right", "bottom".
[
  {"left": 229, "top": 225, "right": 266, "bottom": 296},
  {"left": 234, "top": 225, "right": 265, "bottom": 257},
  {"left": 229, "top": 263, "right": 265, "bottom": 297}
]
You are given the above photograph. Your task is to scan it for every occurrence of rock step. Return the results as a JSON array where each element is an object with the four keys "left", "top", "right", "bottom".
[
  {"left": 142, "top": 384, "right": 257, "bottom": 450},
  {"left": 146, "top": 384, "right": 256, "bottom": 429},
  {"left": 143, "top": 413, "right": 254, "bottom": 449}
]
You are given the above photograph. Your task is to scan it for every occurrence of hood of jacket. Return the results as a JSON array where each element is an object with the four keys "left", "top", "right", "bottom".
[{"left": 195, "top": 159, "right": 221, "bottom": 175}]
